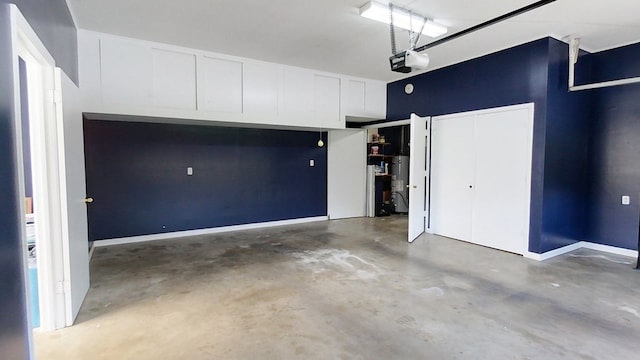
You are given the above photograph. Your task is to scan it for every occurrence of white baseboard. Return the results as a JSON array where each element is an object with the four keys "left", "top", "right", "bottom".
[
  {"left": 94, "top": 216, "right": 329, "bottom": 247},
  {"left": 88, "top": 242, "right": 96, "bottom": 259},
  {"left": 524, "top": 242, "right": 584, "bottom": 261},
  {"left": 524, "top": 241, "right": 638, "bottom": 261},
  {"left": 580, "top": 242, "right": 638, "bottom": 258}
]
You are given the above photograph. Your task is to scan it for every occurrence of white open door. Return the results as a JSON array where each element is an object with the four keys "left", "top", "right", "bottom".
[
  {"left": 56, "top": 69, "right": 90, "bottom": 325},
  {"left": 327, "top": 129, "right": 367, "bottom": 219},
  {"left": 408, "top": 114, "right": 429, "bottom": 242}
]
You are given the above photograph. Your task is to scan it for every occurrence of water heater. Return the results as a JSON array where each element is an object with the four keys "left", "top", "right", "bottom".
[{"left": 391, "top": 156, "right": 409, "bottom": 213}]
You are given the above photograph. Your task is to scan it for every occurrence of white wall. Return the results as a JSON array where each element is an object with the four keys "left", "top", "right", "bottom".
[{"left": 327, "top": 129, "right": 367, "bottom": 219}]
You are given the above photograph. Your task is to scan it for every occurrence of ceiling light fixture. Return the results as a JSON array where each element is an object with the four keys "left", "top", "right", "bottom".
[{"left": 359, "top": 1, "right": 447, "bottom": 38}]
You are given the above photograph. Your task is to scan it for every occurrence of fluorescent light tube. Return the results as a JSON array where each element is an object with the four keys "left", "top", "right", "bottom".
[{"left": 359, "top": 1, "right": 447, "bottom": 38}]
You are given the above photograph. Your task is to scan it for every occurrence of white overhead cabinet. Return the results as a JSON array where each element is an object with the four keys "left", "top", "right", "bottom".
[
  {"left": 429, "top": 104, "right": 534, "bottom": 255},
  {"left": 282, "top": 66, "right": 314, "bottom": 118},
  {"left": 313, "top": 75, "right": 342, "bottom": 128},
  {"left": 342, "top": 79, "right": 386, "bottom": 118},
  {"left": 80, "top": 31, "right": 386, "bottom": 129},
  {"left": 243, "top": 61, "right": 281, "bottom": 120},
  {"left": 151, "top": 49, "right": 197, "bottom": 110},
  {"left": 99, "top": 37, "right": 152, "bottom": 106},
  {"left": 198, "top": 56, "right": 243, "bottom": 114}
]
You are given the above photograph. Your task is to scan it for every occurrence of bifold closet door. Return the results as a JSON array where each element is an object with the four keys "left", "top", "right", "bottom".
[
  {"left": 430, "top": 106, "right": 532, "bottom": 255},
  {"left": 430, "top": 115, "right": 475, "bottom": 242},
  {"left": 472, "top": 109, "right": 531, "bottom": 254}
]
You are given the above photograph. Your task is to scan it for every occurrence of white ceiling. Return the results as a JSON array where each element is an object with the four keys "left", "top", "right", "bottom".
[{"left": 66, "top": 0, "right": 640, "bottom": 82}]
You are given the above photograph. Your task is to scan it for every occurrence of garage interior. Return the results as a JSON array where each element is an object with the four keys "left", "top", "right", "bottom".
[
  {"left": 35, "top": 218, "right": 640, "bottom": 359},
  {"left": 2, "top": 0, "right": 640, "bottom": 359}
]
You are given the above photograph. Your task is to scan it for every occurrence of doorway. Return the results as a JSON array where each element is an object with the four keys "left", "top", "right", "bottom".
[
  {"left": 361, "top": 115, "right": 430, "bottom": 243},
  {"left": 10, "top": 5, "right": 92, "bottom": 343},
  {"left": 363, "top": 122, "right": 412, "bottom": 218},
  {"left": 14, "top": 28, "right": 67, "bottom": 333}
]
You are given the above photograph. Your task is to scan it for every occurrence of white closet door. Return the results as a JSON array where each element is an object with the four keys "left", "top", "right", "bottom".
[
  {"left": 408, "top": 114, "right": 428, "bottom": 242},
  {"left": 430, "top": 114, "right": 475, "bottom": 242},
  {"left": 472, "top": 109, "right": 532, "bottom": 254}
]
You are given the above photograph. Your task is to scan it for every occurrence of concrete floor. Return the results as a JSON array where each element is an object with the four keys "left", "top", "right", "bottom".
[{"left": 36, "top": 216, "right": 640, "bottom": 359}]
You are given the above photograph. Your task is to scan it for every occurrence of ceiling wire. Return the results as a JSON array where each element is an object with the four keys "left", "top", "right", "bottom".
[{"left": 389, "top": 3, "right": 398, "bottom": 55}]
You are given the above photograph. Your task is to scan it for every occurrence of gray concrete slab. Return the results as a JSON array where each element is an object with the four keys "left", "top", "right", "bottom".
[{"left": 35, "top": 216, "right": 640, "bottom": 359}]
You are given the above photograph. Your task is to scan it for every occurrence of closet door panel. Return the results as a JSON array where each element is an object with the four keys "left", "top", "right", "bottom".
[
  {"left": 472, "top": 109, "right": 532, "bottom": 254},
  {"left": 430, "top": 114, "right": 475, "bottom": 242}
]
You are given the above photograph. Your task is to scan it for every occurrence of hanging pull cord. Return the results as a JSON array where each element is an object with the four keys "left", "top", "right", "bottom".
[{"left": 389, "top": 3, "right": 397, "bottom": 55}]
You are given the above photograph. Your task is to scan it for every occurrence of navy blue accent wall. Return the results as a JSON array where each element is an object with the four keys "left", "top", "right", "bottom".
[
  {"left": 591, "top": 43, "right": 640, "bottom": 83},
  {"left": 539, "top": 39, "right": 591, "bottom": 252},
  {"left": 0, "top": 4, "right": 29, "bottom": 359},
  {"left": 2, "top": 0, "right": 78, "bottom": 84},
  {"left": 387, "top": 37, "right": 592, "bottom": 254},
  {"left": 586, "top": 42, "right": 640, "bottom": 250},
  {"left": 386, "top": 39, "right": 550, "bottom": 120},
  {"left": 84, "top": 120, "right": 328, "bottom": 240}
]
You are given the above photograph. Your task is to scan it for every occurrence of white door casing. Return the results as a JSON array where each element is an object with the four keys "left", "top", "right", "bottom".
[
  {"left": 12, "top": 5, "right": 65, "bottom": 332},
  {"left": 10, "top": 5, "right": 90, "bottom": 332}
]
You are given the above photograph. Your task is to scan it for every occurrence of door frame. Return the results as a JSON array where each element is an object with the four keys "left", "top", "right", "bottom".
[{"left": 10, "top": 5, "right": 68, "bottom": 332}]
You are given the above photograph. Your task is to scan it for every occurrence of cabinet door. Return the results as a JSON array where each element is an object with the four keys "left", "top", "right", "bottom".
[
  {"left": 430, "top": 113, "right": 475, "bottom": 242},
  {"left": 343, "top": 79, "right": 366, "bottom": 115},
  {"left": 152, "top": 49, "right": 197, "bottom": 110},
  {"left": 314, "top": 75, "right": 342, "bottom": 128},
  {"left": 100, "top": 37, "right": 152, "bottom": 106},
  {"left": 243, "top": 61, "right": 280, "bottom": 118},
  {"left": 365, "top": 80, "right": 386, "bottom": 118},
  {"left": 198, "top": 56, "right": 243, "bottom": 114},
  {"left": 282, "top": 67, "right": 313, "bottom": 118}
]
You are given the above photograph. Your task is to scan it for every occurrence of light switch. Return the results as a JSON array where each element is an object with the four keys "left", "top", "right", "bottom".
[
  {"left": 309, "top": 160, "right": 315, "bottom": 167},
  {"left": 622, "top": 195, "right": 630, "bottom": 205},
  {"left": 187, "top": 167, "right": 193, "bottom": 176}
]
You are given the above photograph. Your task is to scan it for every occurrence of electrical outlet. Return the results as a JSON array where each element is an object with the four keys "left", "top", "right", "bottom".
[
  {"left": 309, "top": 160, "right": 315, "bottom": 167},
  {"left": 187, "top": 167, "right": 193, "bottom": 176},
  {"left": 622, "top": 195, "right": 630, "bottom": 205}
]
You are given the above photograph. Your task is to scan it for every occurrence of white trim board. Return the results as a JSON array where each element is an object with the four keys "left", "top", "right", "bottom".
[
  {"left": 361, "top": 119, "right": 410, "bottom": 129},
  {"left": 94, "top": 216, "right": 329, "bottom": 247},
  {"left": 524, "top": 241, "right": 638, "bottom": 261}
]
